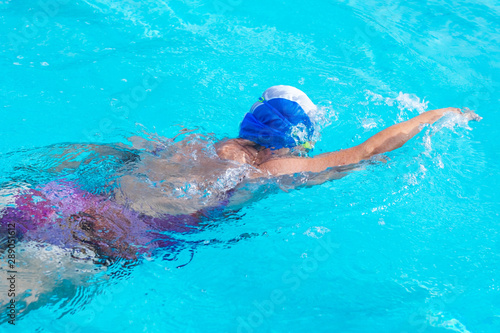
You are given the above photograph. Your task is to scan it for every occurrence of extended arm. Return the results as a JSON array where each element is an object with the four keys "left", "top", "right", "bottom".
[{"left": 259, "top": 107, "right": 466, "bottom": 176}]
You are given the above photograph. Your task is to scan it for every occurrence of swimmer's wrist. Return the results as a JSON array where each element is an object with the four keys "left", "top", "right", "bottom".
[
  {"left": 440, "top": 107, "right": 482, "bottom": 121},
  {"left": 437, "top": 107, "right": 461, "bottom": 115},
  {"left": 431, "top": 107, "right": 461, "bottom": 120}
]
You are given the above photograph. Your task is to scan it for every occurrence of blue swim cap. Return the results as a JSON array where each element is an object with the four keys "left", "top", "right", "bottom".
[{"left": 239, "top": 85, "right": 316, "bottom": 149}]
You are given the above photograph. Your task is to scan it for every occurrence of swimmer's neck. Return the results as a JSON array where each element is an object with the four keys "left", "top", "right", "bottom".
[{"left": 214, "top": 138, "right": 292, "bottom": 167}]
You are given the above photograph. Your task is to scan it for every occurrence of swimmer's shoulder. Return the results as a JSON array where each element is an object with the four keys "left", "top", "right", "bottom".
[
  {"left": 215, "top": 138, "right": 260, "bottom": 165},
  {"left": 215, "top": 139, "right": 306, "bottom": 179}
]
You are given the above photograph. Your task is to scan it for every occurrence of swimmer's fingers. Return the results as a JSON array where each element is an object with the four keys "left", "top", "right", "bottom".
[{"left": 460, "top": 108, "right": 482, "bottom": 122}]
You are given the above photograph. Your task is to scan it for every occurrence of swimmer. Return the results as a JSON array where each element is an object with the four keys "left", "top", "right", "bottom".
[
  {"left": 1, "top": 85, "right": 481, "bottom": 251},
  {"left": 2, "top": 85, "right": 482, "bottom": 245},
  {"left": 0, "top": 85, "right": 481, "bottom": 315}
]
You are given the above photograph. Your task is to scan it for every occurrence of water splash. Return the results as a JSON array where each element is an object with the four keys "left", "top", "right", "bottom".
[{"left": 364, "top": 90, "right": 429, "bottom": 121}]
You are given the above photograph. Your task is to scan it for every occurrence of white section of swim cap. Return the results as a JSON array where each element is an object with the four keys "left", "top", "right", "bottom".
[
  {"left": 249, "top": 85, "right": 316, "bottom": 115},
  {"left": 264, "top": 85, "right": 316, "bottom": 115}
]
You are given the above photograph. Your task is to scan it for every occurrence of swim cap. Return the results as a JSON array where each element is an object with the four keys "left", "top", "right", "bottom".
[{"left": 239, "top": 85, "right": 316, "bottom": 149}]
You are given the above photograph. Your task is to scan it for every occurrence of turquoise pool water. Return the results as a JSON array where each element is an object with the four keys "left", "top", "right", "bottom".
[{"left": 1, "top": 0, "right": 499, "bottom": 332}]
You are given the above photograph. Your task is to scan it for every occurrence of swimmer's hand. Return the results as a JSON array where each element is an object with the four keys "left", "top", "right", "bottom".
[
  {"left": 444, "top": 107, "right": 482, "bottom": 121},
  {"left": 460, "top": 107, "right": 482, "bottom": 122}
]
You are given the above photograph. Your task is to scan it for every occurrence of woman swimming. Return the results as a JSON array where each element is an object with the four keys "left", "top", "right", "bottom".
[
  {"left": 0, "top": 85, "right": 481, "bottom": 263},
  {"left": 0, "top": 85, "right": 482, "bottom": 317}
]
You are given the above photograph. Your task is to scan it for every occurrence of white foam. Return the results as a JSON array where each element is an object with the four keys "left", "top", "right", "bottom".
[
  {"left": 427, "top": 313, "right": 471, "bottom": 333},
  {"left": 361, "top": 118, "right": 378, "bottom": 130},
  {"left": 304, "top": 226, "right": 331, "bottom": 239},
  {"left": 0, "top": 182, "right": 30, "bottom": 209},
  {"left": 394, "top": 92, "right": 428, "bottom": 113},
  {"left": 364, "top": 90, "right": 428, "bottom": 119}
]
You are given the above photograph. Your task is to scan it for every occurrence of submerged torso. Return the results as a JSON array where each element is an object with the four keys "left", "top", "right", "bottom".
[{"left": 113, "top": 136, "right": 264, "bottom": 216}]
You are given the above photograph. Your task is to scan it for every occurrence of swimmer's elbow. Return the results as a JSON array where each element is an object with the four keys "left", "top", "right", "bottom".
[
  {"left": 259, "top": 146, "right": 369, "bottom": 176},
  {"left": 316, "top": 145, "right": 367, "bottom": 169},
  {"left": 259, "top": 156, "right": 348, "bottom": 176}
]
